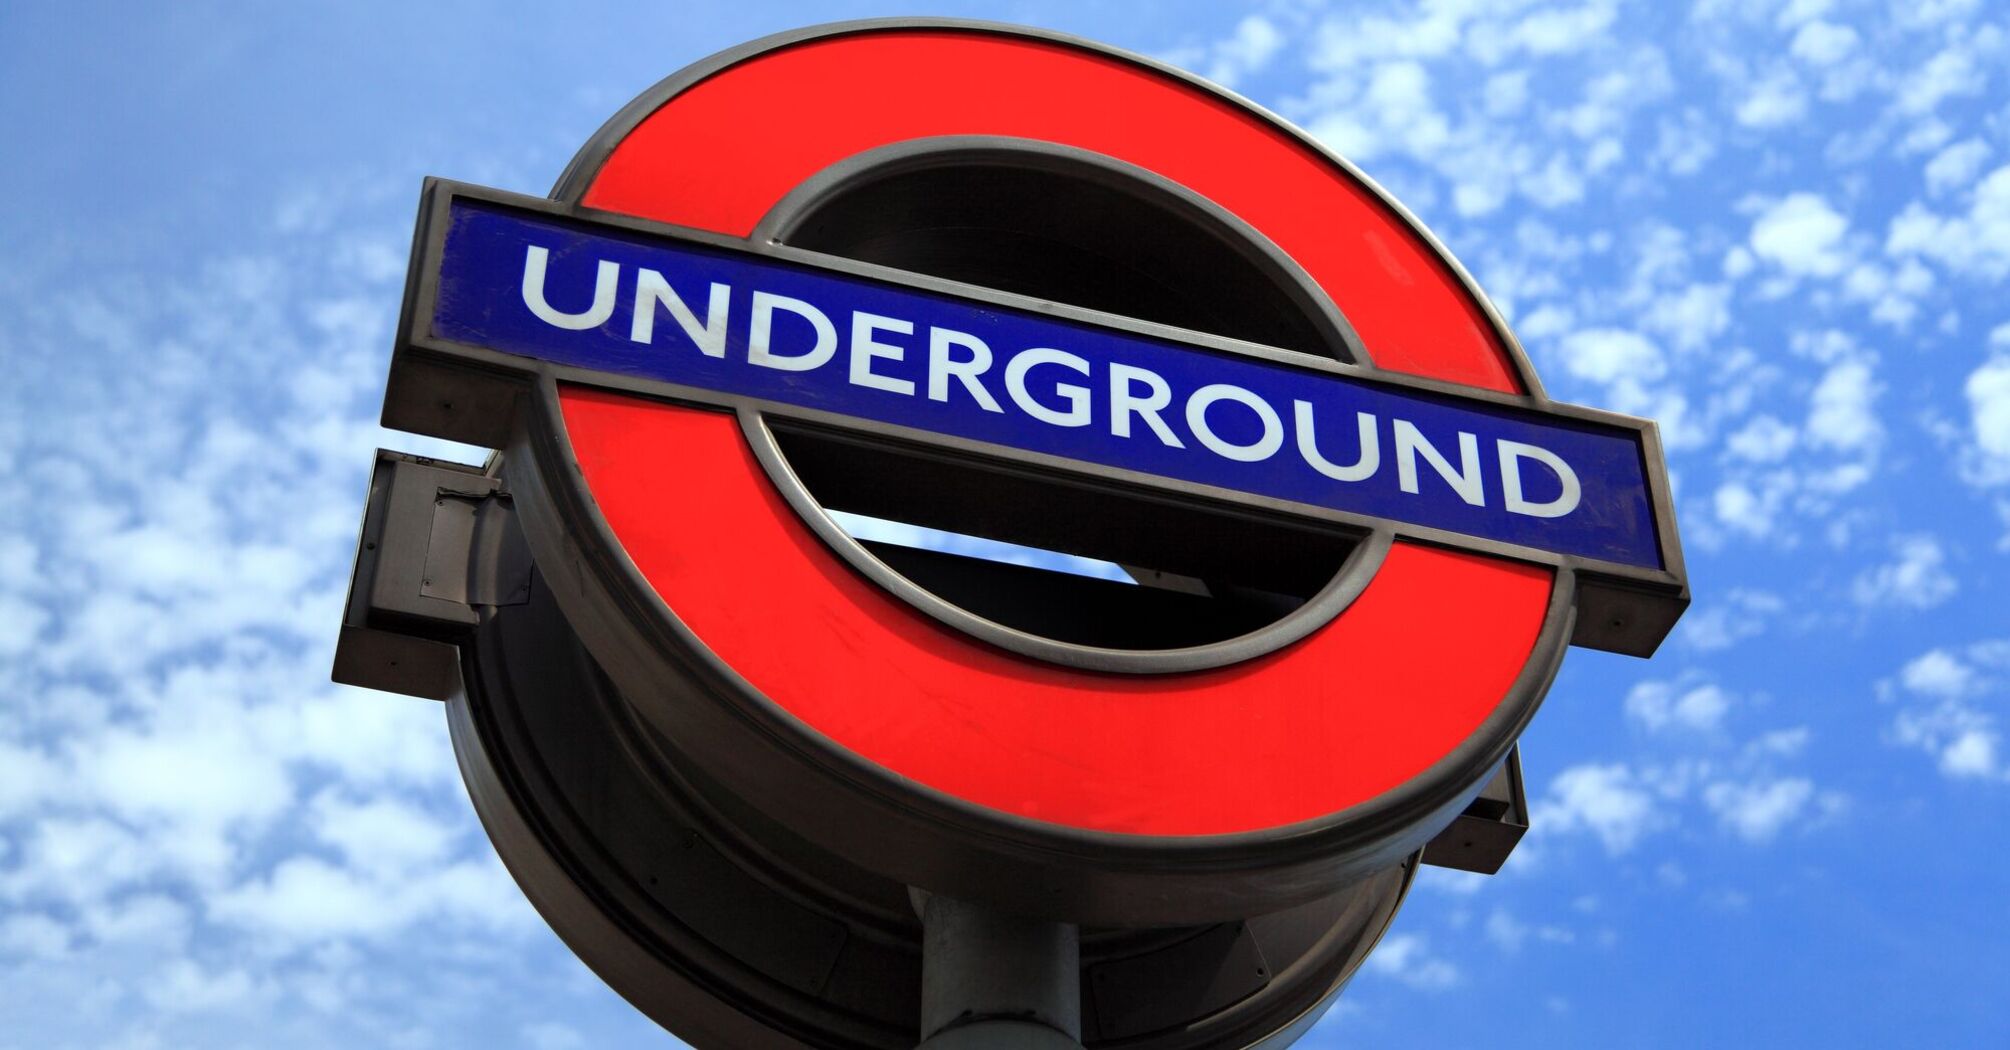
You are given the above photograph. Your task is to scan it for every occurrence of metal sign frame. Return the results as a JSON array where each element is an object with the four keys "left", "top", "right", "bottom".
[
  {"left": 353, "top": 16, "right": 1688, "bottom": 929},
  {"left": 395, "top": 177, "right": 1686, "bottom": 664},
  {"left": 329, "top": 17, "right": 1702, "bottom": 1049}
]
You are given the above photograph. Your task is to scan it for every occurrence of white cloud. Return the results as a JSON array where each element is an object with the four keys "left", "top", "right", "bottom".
[
  {"left": 1679, "top": 589, "right": 1786, "bottom": 650},
  {"left": 1803, "top": 359, "right": 1881, "bottom": 452},
  {"left": 1543, "top": 763, "right": 1663, "bottom": 854},
  {"left": 1364, "top": 933, "right": 1461, "bottom": 990},
  {"left": 1894, "top": 703, "right": 2002, "bottom": 780},
  {"left": 1736, "top": 70, "right": 1808, "bottom": 127},
  {"left": 1641, "top": 282, "right": 1732, "bottom": 352},
  {"left": 1894, "top": 44, "right": 1984, "bottom": 116},
  {"left": 1900, "top": 649, "right": 1976, "bottom": 698},
  {"left": 309, "top": 792, "right": 461, "bottom": 878},
  {"left": 1520, "top": 153, "right": 1586, "bottom": 209},
  {"left": 210, "top": 856, "right": 401, "bottom": 941},
  {"left": 1327, "top": 60, "right": 1451, "bottom": 162},
  {"left": 1851, "top": 535, "right": 1957, "bottom": 610},
  {"left": 1722, "top": 244, "right": 1755, "bottom": 278},
  {"left": 1194, "top": 15, "right": 1287, "bottom": 89},
  {"left": 0, "top": 533, "right": 37, "bottom": 581},
  {"left": 0, "top": 912, "right": 72, "bottom": 959},
  {"left": 211, "top": 850, "right": 532, "bottom": 946},
  {"left": 1654, "top": 109, "right": 1718, "bottom": 175},
  {"left": 1484, "top": 69, "right": 1530, "bottom": 116},
  {"left": 280, "top": 688, "right": 460, "bottom": 789},
  {"left": 1713, "top": 477, "right": 1788, "bottom": 539},
  {"left": 1509, "top": 4, "right": 1618, "bottom": 55},
  {"left": 1304, "top": 6, "right": 1464, "bottom": 71},
  {"left": 1750, "top": 193, "right": 1851, "bottom": 277},
  {"left": 144, "top": 959, "right": 263, "bottom": 1014},
  {"left": 1294, "top": 0, "right": 1658, "bottom": 221},
  {"left": 526, "top": 1022, "right": 588, "bottom": 1050},
  {"left": 1517, "top": 303, "right": 1575, "bottom": 341},
  {"left": 1484, "top": 908, "right": 1574, "bottom": 953},
  {"left": 1483, "top": 909, "right": 1524, "bottom": 952},
  {"left": 1886, "top": 640, "right": 2010, "bottom": 781},
  {"left": 1772, "top": 0, "right": 1834, "bottom": 28},
  {"left": 0, "top": 738, "right": 63, "bottom": 815},
  {"left": 1540, "top": 713, "right": 1836, "bottom": 854},
  {"left": 1940, "top": 731, "right": 1999, "bottom": 776},
  {"left": 1626, "top": 681, "right": 1733, "bottom": 733},
  {"left": 1894, "top": 0, "right": 1983, "bottom": 28},
  {"left": 1833, "top": 257, "right": 1934, "bottom": 327},
  {"left": 1894, "top": 117, "right": 1955, "bottom": 157},
  {"left": 2, "top": 817, "right": 165, "bottom": 906},
  {"left": 84, "top": 893, "right": 194, "bottom": 949},
  {"left": 1748, "top": 727, "right": 1813, "bottom": 758},
  {"left": 74, "top": 714, "right": 294, "bottom": 834},
  {"left": 1964, "top": 346, "right": 2010, "bottom": 484},
  {"left": 1556, "top": 329, "right": 1664, "bottom": 384},
  {"left": 0, "top": 593, "right": 49, "bottom": 657},
  {"left": 1886, "top": 164, "right": 2010, "bottom": 279},
  {"left": 1702, "top": 778, "right": 1816, "bottom": 842},
  {"left": 0, "top": 161, "right": 638, "bottom": 1045},
  {"left": 1789, "top": 20, "right": 1858, "bottom": 65},
  {"left": 1925, "top": 138, "right": 1992, "bottom": 195},
  {"left": 1726, "top": 415, "right": 1797, "bottom": 462}
]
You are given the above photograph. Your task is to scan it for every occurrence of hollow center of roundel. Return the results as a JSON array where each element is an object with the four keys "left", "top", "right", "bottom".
[{"left": 766, "top": 152, "right": 1360, "bottom": 651}]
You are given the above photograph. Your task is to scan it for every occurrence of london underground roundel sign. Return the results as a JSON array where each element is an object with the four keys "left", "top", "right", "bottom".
[{"left": 382, "top": 20, "right": 1686, "bottom": 924}]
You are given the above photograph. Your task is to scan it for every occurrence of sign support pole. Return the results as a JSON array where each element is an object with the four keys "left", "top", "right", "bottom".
[{"left": 914, "top": 891, "right": 1085, "bottom": 1049}]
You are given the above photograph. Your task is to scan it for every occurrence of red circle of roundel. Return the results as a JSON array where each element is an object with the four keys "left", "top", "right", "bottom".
[{"left": 557, "top": 28, "right": 1555, "bottom": 837}]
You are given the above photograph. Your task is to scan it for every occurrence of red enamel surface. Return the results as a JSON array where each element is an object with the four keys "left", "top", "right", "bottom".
[
  {"left": 558, "top": 27, "right": 1559, "bottom": 836},
  {"left": 562, "top": 388, "right": 1552, "bottom": 835},
  {"left": 583, "top": 30, "right": 1521, "bottom": 393}
]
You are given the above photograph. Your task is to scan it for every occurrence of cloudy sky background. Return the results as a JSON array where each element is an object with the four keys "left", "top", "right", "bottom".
[{"left": 2, "top": 0, "right": 2006, "bottom": 1046}]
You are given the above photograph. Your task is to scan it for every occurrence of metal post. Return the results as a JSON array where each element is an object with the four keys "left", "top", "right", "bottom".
[{"left": 914, "top": 891, "right": 1085, "bottom": 1050}]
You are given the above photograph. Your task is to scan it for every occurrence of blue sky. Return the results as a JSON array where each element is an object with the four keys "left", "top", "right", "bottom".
[{"left": 2, "top": 1, "right": 2007, "bottom": 1047}]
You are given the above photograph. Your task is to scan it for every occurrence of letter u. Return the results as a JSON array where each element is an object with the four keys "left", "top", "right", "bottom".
[
  {"left": 522, "top": 245, "right": 618, "bottom": 330},
  {"left": 1295, "top": 402, "right": 1379, "bottom": 482}
]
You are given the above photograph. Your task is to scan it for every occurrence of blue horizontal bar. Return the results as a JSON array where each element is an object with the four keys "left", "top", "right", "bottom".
[{"left": 432, "top": 198, "right": 1662, "bottom": 570}]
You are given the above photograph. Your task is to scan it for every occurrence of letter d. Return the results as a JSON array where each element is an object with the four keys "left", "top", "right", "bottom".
[{"left": 1499, "top": 440, "right": 1581, "bottom": 518}]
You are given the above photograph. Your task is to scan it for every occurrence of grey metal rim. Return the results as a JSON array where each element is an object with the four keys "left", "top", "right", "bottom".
[{"left": 473, "top": 17, "right": 1586, "bottom": 921}]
